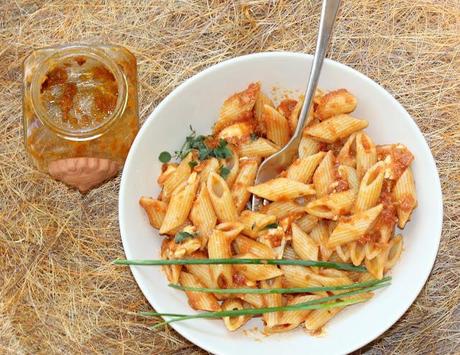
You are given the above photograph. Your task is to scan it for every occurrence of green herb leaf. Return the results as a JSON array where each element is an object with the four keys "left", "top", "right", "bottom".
[
  {"left": 189, "top": 160, "right": 198, "bottom": 169},
  {"left": 212, "top": 139, "right": 232, "bottom": 159},
  {"left": 263, "top": 223, "right": 279, "bottom": 230},
  {"left": 219, "top": 166, "right": 230, "bottom": 179},
  {"left": 174, "top": 231, "right": 197, "bottom": 244},
  {"left": 159, "top": 151, "right": 172, "bottom": 163},
  {"left": 250, "top": 132, "right": 259, "bottom": 141}
]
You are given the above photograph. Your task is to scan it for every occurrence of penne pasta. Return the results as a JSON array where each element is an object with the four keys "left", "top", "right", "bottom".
[
  {"left": 254, "top": 90, "right": 274, "bottom": 134},
  {"left": 139, "top": 197, "right": 167, "bottom": 229},
  {"left": 239, "top": 210, "right": 277, "bottom": 239},
  {"left": 207, "top": 222, "right": 244, "bottom": 288},
  {"left": 233, "top": 252, "right": 284, "bottom": 281},
  {"left": 313, "top": 150, "right": 335, "bottom": 197},
  {"left": 327, "top": 204, "right": 383, "bottom": 248},
  {"left": 162, "top": 152, "right": 193, "bottom": 202},
  {"left": 179, "top": 272, "right": 220, "bottom": 311},
  {"left": 286, "top": 151, "right": 326, "bottom": 183},
  {"left": 234, "top": 234, "right": 275, "bottom": 258},
  {"left": 231, "top": 158, "right": 259, "bottom": 212},
  {"left": 239, "top": 137, "right": 280, "bottom": 158},
  {"left": 222, "top": 299, "right": 252, "bottom": 331},
  {"left": 354, "top": 161, "right": 385, "bottom": 212},
  {"left": 214, "top": 82, "right": 259, "bottom": 133},
  {"left": 304, "top": 114, "right": 368, "bottom": 143},
  {"left": 248, "top": 178, "right": 315, "bottom": 201},
  {"left": 295, "top": 214, "right": 319, "bottom": 233},
  {"left": 287, "top": 95, "right": 304, "bottom": 134},
  {"left": 262, "top": 277, "right": 284, "bottom": 331},
  {"left": 160, "top": 173, "right": 199, "bottom": 234},
  {"left": 190, "top": 182, "right": 217, "bottom": 245},
  {"left": 393, "top": 167, "right": 417, "bottom": 228},
  {"left": 207, "top": 172, "right": 239, "bottom": 222},
  {"left": 336, "top": 133, "right": 357, "bottom": 167},
  {"left": 198, "top": 157, "right": 220, "bottom": 183},
  {"left": 306, "top": 190, "right": 356, "bottom": 220},
  {"left": 356, "top": 132, "right": 377, "bottom": 180},
  {"left": 263, "top": 104, "right": 290, "bottom": 146},
  {"left": 336, "top": 165, "right": 359, "bottom": 192},
  {"left": 259, "top": 201, "right": 306, "bottom": 219},
  {"left": 316, "top": 89, "right": 357, "bottom": 120},
  {"left": 291, "top": 223, "right": 319, "bottom": 261},
  {"left": 220, "top": 147, "right": 240, "bottom": 188},
  {"left": 298, "top": 136, "right": 321, "bottom": 158},
  {"left": 304, "top": 308, "right": 342, "bottom": 332}
]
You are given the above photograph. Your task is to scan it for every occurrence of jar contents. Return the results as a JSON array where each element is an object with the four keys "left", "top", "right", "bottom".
[{"left": 23, "top": 44, "right": 139, "bottom": 192}]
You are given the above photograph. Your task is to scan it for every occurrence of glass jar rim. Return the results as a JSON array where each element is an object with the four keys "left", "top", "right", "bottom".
[{"left": 30, "top": 45, "right": 128, "bottom": 141}]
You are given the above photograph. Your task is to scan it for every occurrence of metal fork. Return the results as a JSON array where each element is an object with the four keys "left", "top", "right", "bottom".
[{"left": 251, "top": 0, "right": 341, "bottom": 211}]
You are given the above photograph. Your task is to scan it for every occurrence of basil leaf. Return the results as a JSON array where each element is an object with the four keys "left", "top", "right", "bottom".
[
  {"left": 189, "top": 160, "right": 198, "bottom": 169},
  {"left": 159, "top": 151, "right": 172, "bottom": 163},
  {"left": 219, "top": 166, "right": 231, "bottom": 179},
  {"left": 175, "top": 231, "right": 197, "bottom": 244},
  {"left": 263, "top": 223, "right": 279, "bottom": 230}
]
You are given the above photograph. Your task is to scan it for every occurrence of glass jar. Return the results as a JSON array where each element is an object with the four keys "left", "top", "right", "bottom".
[{"left": 23, "top": 44, "right": 139, "bottom": 191}]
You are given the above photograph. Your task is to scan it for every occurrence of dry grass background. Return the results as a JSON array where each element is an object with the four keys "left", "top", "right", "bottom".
[{"left": 0, "top": 0, "right": 459, "bottom": 354}]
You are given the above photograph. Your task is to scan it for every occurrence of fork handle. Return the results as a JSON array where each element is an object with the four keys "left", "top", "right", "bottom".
[{"left": 292, "top": 0, "right": 341, "bottom": 139}]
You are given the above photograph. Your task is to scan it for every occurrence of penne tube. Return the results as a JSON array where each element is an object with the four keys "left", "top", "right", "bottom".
[
  {"left": 179, "top": 272, "right": 220, "bottom": 311},
  {"left": 207, "top": 222, "right": 244, "bottom": 288},
  {"left": 291, "top": 223, "right": 319, "bottom": 261},
  {"left": 198, "top": 157, "right": 220, "bottom": 184},
  {"left": 234, "top": 235, "right": 275, "bottom": 258},
  {"left": 336, "top": 132, "right": 357, "bottom": 167},
  {"left": 239, "top": 137, "right": 280, "bottom": 158},
  {"left": 214, "top": 82, "right": 259, "bottom": 133},
  {"left": 239, "top": 210, "right": 277, "bottom": 239},
  {"left": 393, "top": 168, "right": 417, "bottom": 228},
  {"left": 384, "top": 234, "right": 403, "bottom": 271},
  {"left": 277, "top": 98, "right": 298, "bottom": 120},
  {"left": 139, "top": 197, "right": 167, "bottom": 229},
  {"left": 263, "top": 104, "right": 290, "bottom": 147},
  {"left": 327, "top": 204, "right": 383, "bottom": 248},
  {"left": 248, "top": 178, "right": 315, "bottom": 201},
  {"left": 222, "top": 299, "right": 252, "bottom": 331},
  {"left": 268, "top": 295, "right": 322, "bottom": 333},
  {"left": 337, "top": 165, "right": 359, "bottom": 192},
  {"left": 287, "top": 95, "right": 304, "bottom": 134},
  {"left": 254, "top": 90, "right": 274, "bottom": 134},
  {"left": 335, "top": 244, "right": 351, "bottom": 262},
  {"left": 233, "top": 252, "right": 284, "bottom": 281},
  {"left": 354, "top": 161, "right": 385, "bottom": 212},
  {"left": 310, "top": 221, "right": 333, "bottom": 261},
  {"left": 239, "top": 293, "right": 265, "bottom": 308},
  {"left": 259, "top": 200, "right": 306, "bottom": 219},
  {"left": 306, "top": 190, "right": 356, "bottom": 220},
  {"left": 231, "top": 158, "right": 259, "bottom": 212},
  {"left": 313, "top": 150, "right": 335, "bottom": 197},
  {"left": 160, "top": 173, "right": 199, "bottom": 234},
  {"left": 286, "top": 151, "right": 326, "bottom": 183},
  {"left": 295, "top": 214, "right": 319, "bottom": 233},
  {"left": 190, "top": 182, "right": 217, "bottom": 245},
  {"left": 304, "top": 114, "right": 368, "bottom": 143},
  {"left": 298, "top": 136, "right": 321, "bottom": 158},
  {"left": 262, "top": 277, "right": 283, "bottom": 330},
  {"left": 157, "top": 163, "right": 177, "bottom": 185},
  {"left": 316, "top": 89, "right": 357, "bottom": 120},
  {"left": 220, "top": 147, "right": 240, "bottom": 188},
  {"left": 217, "top": 121, "right": 254, "bottom": 142},
  {"left": 304, "top": 308, "right": 342, "bottom": 332},
  {"left": 349, "top": 242, "right": 366, "bottom": 266},
  {"left": 356, "top": 132, "right": 377, "bottom": 180},
  {"left": 280, "top": 265, "right": 323, "bottom": 288},
  {"left": 162, "top": 152, "right": 193, "bottom": 202},
  {"left": 207, "top": 172, "right": 239, "bottom": 222}
]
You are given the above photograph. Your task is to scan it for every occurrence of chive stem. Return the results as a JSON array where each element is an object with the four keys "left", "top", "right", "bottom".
[
  {"left": 113, "top": 258, "right": 367, "bottom": 272},
  {"left": 142, "top": 282, "right": 390, "bottom": 328},
  {"left": 168, "top": 277, "right": 391, "bottom": 294}
]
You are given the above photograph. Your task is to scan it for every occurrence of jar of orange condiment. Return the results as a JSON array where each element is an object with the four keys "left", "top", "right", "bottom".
[{"left": 23, "top": 44, "right": 139, "bottom": 191}]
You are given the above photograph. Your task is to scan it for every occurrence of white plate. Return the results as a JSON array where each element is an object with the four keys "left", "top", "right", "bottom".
[{"left": 119, "top": 52, "right": 442, "bottom": 355}]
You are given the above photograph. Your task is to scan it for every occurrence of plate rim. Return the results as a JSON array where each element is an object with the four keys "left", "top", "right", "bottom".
[{"left": 118, "top": 51, "right": 443, "bottom": 355}]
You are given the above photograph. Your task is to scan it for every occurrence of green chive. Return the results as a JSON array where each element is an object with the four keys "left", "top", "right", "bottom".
[
  {"left": 113, "top": 258, "right": 367, "bottom": 272},
  {"left": 142, "top": 283, "right": 389, "bottom": 328},
  {"left": 168, "top": 277, "right": 391, "bottom": 294}
]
